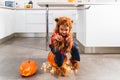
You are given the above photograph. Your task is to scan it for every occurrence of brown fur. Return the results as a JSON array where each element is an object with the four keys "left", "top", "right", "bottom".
[
  {"left": 53, "top": 16, "right": 73, "bottom": 52},
  {"left": 53, "top": 38, "right": 73, "bottom": 52},
  {"left": 56, "top": 67, "right": 67, "bottom": 77},
  {"left": 55, "top": 64, "right": 68, "bottom": 77},
  {"left": 54, "top": 17, "right": 73, "bottom": 34},
  {"left": 53, "top": 36, "right": 64, "bottom": 51},
  {"left": 70, "top": 59, "right": 79, "bottom": 70},
  {"left": 65, "top": 39, "right": 73, "bottom": 52},
  {"left": 49, "top": 17, "right": 77, "bottom": 77},
  {"left": 70, "top": 62, "right": 79, "bottom": 70}
]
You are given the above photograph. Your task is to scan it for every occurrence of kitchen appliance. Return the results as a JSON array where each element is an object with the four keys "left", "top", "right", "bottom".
[{"left": 5, "top": 1, "right": 14, "bottom": 7}]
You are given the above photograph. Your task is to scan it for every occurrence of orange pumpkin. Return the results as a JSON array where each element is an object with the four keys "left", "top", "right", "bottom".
[
  {"left": 48, "top": 51, "right": 67, "bottom": 67},
  {"left": 68, "top": 0, "right": 75, "bottom": 3},
  {"left": 19, "top": 59, "right": 37, "bottom": 76}
]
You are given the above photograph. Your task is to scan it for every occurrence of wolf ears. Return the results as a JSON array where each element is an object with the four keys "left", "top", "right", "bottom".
[
  {"left": 55, "top": 18, "right": 73, "bottom": 23},
  {"left": 71, "top": 20, "right": 73, "bottom": 23},
  {"left": 55, "top": 18, "right": 59, "bottom": 22}
]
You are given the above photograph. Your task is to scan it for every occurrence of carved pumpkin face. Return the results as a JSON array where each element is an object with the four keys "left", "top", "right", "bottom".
[
  {"left": 48, "top": 52, "right": 67, "bottom": 67},
  {"left": 19, "top": 60, "right": 37, "bottom": 76}
]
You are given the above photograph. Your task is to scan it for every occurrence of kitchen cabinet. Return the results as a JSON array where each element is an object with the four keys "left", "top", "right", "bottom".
[
  {"left": 0, "top": 8, "right": 5, "bottom": 39},
  {"left": 77, "top": 5, "right": 120, "bottom": 47},
  {"left": 15, "top": 9, "right": 77, "bottom": 33},
  {"left": 15, "top": 10, "right": 46, "bottom": 32},
  {"left": 5, "top": 9, "right": 15, "bottom": 36},
  {"left": 0, "top": 8, "right": 15, "bottom": 39},
  {"left": 76, "top": 6, "right": 86, "bottom": 46},
  {"left": 25, "top": 10, "right": 46, "bottom": 32},
  {"left": 49, "top": 10, "right": 77, "bottom": 32},
  {"left": 15, "top": 10, "right": 26, "bottom": 32}
]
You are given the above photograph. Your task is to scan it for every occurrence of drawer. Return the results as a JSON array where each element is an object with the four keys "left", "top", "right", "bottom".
[{"left": 25, "top": 14, "right": 46, "bottom": 24}]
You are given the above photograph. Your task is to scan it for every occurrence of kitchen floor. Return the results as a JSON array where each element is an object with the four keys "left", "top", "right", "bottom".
[{"left": 0, "top": 37, "right": 120, "bottom": 80}]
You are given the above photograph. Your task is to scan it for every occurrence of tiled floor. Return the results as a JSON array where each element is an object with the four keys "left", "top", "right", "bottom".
[{"left": 0, "top": 37, "right": 120, "bottom": 80}]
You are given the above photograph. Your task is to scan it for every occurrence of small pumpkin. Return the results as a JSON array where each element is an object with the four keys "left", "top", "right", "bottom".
[
  {"left": 19, "top": 59, "right": 37, "bottom": 76},
  {"left": 48, "top": 51, "right": 67, "bottom": 67}
]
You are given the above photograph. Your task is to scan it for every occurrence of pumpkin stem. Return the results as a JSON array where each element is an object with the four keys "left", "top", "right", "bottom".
[
  {"left": 28, "top": 55, "right": 32, "bottom": 63},
  {"left": 28, "top": 60, "right": 31, "bottom": 63}
]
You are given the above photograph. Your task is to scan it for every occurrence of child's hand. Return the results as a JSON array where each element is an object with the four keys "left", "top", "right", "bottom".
[
  {"left": 53, "top": 34, "right": 64, "bottom": 50},
  {"left": 66, "top": 36, "right": 73, "bottom": 42},
  {"left": 54, "top": 34, "right": 63, "bottom": 41}
]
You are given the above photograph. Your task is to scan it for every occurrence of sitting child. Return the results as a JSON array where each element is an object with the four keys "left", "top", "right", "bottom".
[{"left": 48, "top": 16, "right": 80, "bottom": 76}]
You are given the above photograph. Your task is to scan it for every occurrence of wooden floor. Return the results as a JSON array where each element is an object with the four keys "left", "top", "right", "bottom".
[{"left": 0, "top": 37, "right": 120, "bottom": 80}]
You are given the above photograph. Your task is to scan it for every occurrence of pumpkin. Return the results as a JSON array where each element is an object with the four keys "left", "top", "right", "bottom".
[
  {"left": 19, "top": 59, "right": 37, "bottom": 76},
  {"left": 68, "top": 0, "right": 75, "bottom": 3},
  {"left": 48, "top": 51, "right": 67, "bottom": 67}
]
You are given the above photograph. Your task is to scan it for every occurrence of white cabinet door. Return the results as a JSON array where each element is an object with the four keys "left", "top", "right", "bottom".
[
  {"left": 49, "top": 10, "right": 77, "bottom": 32},
  {"left": 86, "top": 5, "right": 120, "bottom": 47},
  {"left": 5, "top": 9, "right": 15, "bottom": 36},
  {"left": 25, "top": 10, "right": 46, "bottom": 32},
  {"left": 0, "top": 9, "right": 5, "bottom": 39},
  {"left": 15, "top": 10, "right": 26, "bottom": 32},
  {"left": 0, "top": 8, "right": 15, "bottom": 39},
  {"left": 15, "top": 10, "right": 76, "bottom": 33},
  {"left": 15, "top": 10, "right": 46, "bottom": 33}
]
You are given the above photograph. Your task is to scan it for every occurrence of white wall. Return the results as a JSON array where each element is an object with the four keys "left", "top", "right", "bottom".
[{"left": 85, "top": 5, "right": 120, "bottom": 47}]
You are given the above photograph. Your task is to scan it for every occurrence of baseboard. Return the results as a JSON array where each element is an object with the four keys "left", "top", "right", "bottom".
[
  {"left": 1, "top": 33, "right": 120, "bottom": 53},
  {"left": 77, "top": 41, "right": 120, "bottom": 54},
  {"left": 0, "top": 34, "right": 15, "bottom": 44},
  {"left": 0, "top": 32, "right": 76, "bottom": 44},
  {"left": 14, "top": 33, "right": 47, "bottom": 37},
  {"left": 14, "top": 32, "right": 76, "bottom": 38}
]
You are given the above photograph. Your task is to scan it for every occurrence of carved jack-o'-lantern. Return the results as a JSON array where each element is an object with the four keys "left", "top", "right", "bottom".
[
  {"left": 48, "top": 51, "right": 67, "bottom": 67},
  {"left": 19, "top": 59, "right": 37, "bottom": 76}
]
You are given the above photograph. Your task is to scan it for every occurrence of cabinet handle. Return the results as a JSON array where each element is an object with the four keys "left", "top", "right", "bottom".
[{"left": 85, "top": 5, "right": 91, "bottom": 10}]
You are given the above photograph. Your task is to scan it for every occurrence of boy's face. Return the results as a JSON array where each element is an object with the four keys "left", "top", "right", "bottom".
[{"left": 59, "top": 25, "right": 70, "bottom": 37}]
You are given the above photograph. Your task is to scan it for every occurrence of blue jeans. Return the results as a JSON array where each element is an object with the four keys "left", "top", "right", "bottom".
[{"left": 49, "top": 42, "right": 80, "bottom": 67}]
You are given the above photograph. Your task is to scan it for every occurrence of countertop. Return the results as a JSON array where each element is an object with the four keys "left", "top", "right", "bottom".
[
  {"left": 0, "top": 2, "right": 119, "bottom": 10},
  {"left": 0, "top": 6, "right": 79, "bottom": 10}
]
